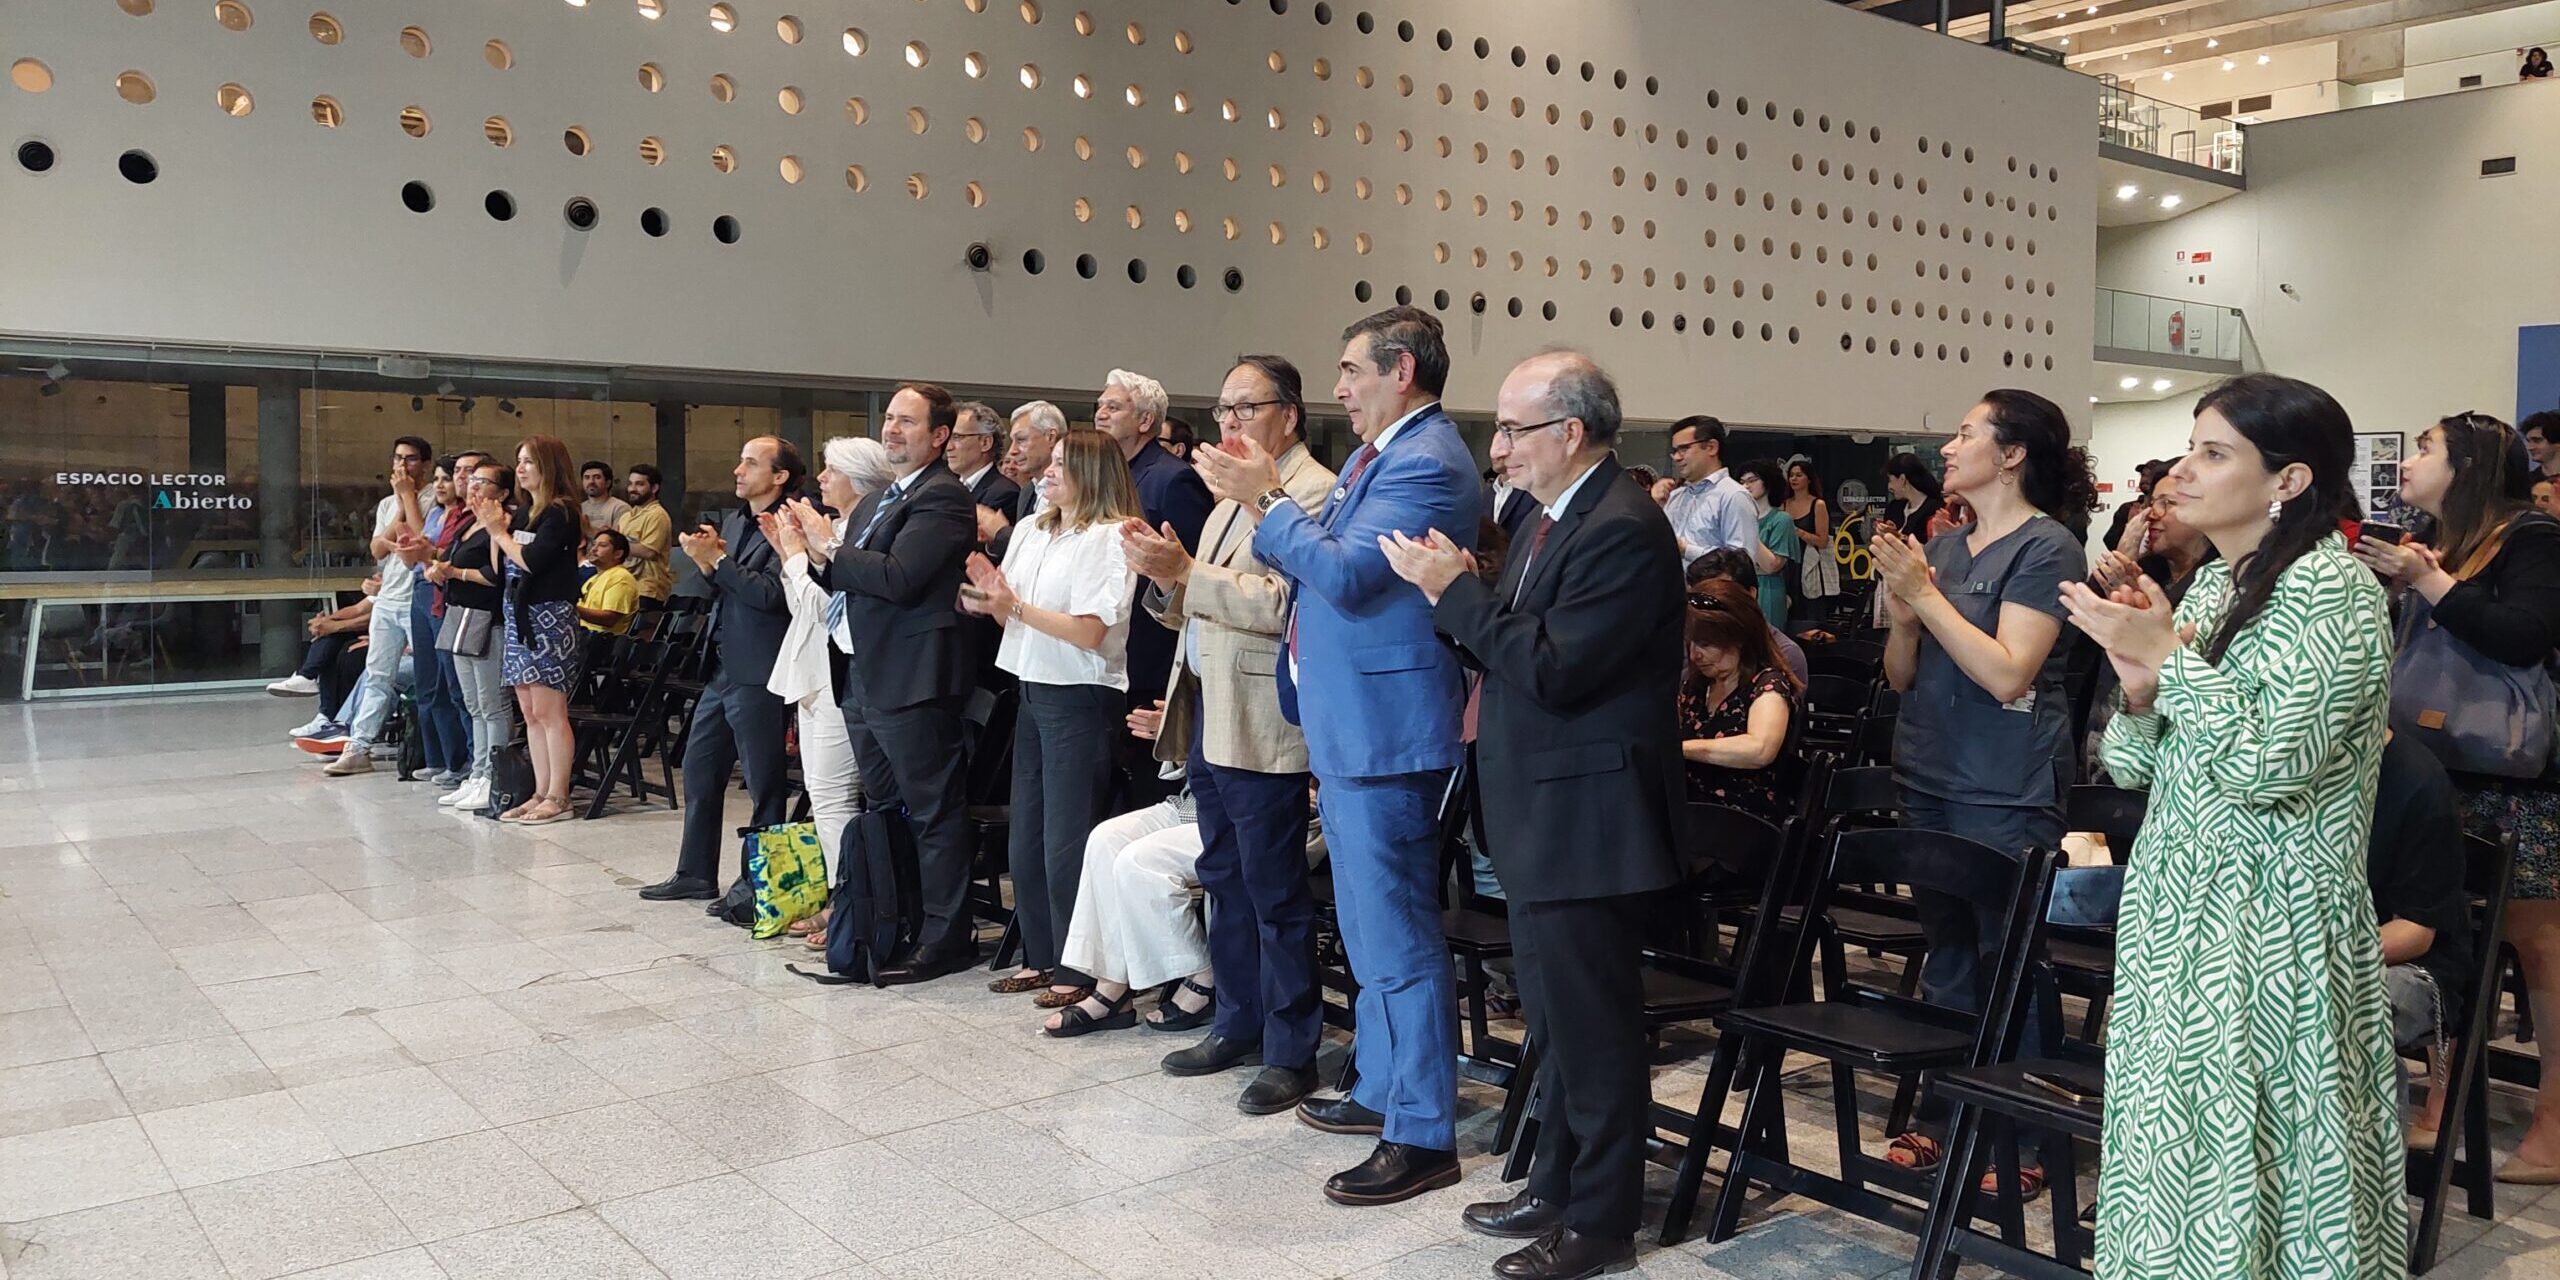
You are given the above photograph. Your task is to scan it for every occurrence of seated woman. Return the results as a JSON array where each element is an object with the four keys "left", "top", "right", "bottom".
[{"left": 1677, "top": 578, "right": 1801, "bottom": 822}]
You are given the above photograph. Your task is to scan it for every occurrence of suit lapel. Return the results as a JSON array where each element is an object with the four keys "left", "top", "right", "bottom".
[{"left": 1512, "top": 456, "right": 1622, "bottom": 607}]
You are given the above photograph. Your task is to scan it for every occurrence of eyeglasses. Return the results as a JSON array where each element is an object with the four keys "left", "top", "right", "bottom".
[
  {"left": 1210, "top": 400, "right": 1283, "bottom": 423},
  {"left": 1493, "top": 417, "right": 1569, "bottom": 446},
  {"left": 1667, "top": 440, "right": 1706, "bottom": 456}
]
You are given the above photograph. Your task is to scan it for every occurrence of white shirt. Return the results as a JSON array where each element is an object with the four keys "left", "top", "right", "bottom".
[
  {"left": 956, "top": 464, "right": 994, "bottom": 494},
  {"left": 1541, "top": 458, "right": 1607, "bottom": 521},
  {"left": 1371, "top": 401, "right": 1436, "bottom": 455},
  {"left": 995, "top": 516, "right": 1138, "bottom": 690},
  {"left": 372, "top": 494, "right": 416, "bottom": 607}
]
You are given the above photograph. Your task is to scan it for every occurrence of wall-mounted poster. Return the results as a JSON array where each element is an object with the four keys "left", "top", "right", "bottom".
[{"left": 2354, "top": 432, "right": 2410, "bottom": 527}]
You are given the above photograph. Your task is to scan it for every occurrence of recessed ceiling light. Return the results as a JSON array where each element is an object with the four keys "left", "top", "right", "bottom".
[
  {"left": 2060, "top": 37, "right": 2069, "bottom": 45},
  {"left": 2222, "top": 60, "right": 2235, "bottom": 71},
  {"left": 2151, "top": 379, "right": 2173, "bottom": 392},
  {"left": 2090, "top": 395, "right": 2101, "bottom": 404},
  {"left": 2258, "top": 54, "right": 2271, "bottom": 65},
  {"left": 2159, "top": 193, "right": 2183, "bottom": 209},
  {"left": 2086, "top": 4, "right": 2098, "bottom": 12},
  {"left": 2206, "top": 38, "right": 2219, "bottom": 49},
  {"left": 2115, "top": 183, "right": 2140, "bottom": 200},
  {"left": 2161, "top": 70, "right": 2175, "bottom": 80},
  {"left": 2120, "top": 376, "right": 2142, "bottom": 390}
]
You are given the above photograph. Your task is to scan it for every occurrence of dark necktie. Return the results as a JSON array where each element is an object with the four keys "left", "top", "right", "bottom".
[{"left": 1512, "top": 515, "right": 1554, "bottom": 606}]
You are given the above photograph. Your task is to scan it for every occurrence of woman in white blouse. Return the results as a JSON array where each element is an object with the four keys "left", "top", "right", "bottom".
[
  {"left": 763, "top": 437, "right": 892, "bottom": 913},
  {"left": 961, "top": 428, "right": 1144, "bottom": 1028}
]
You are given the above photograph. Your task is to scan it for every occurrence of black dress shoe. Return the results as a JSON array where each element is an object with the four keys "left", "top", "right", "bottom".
[
  {"left": 1462, "top": 1190, "right": 1566, "bottom": 1239},
  {"left": 876, "top": 944, "right": 975, "bottom": 986},
  {"left": 1492, "top": 1228, "right": 1636, "bottom": 1280},
  {"left": 1322, "top": 1141, "right": 1460, "bottom": 1206},
  {"left": 1236, "top": 1065, "right": 1318, "bottom": 1115},
  {"left": 638, "top": 876, "right": 718, "bottom": 901},
  {"left": 1160, "top": 1034, "right": 1262, "bottom": 1078},
  {"left": 1296, "top": 1093, "right": 1387, "bottom": 1136}
]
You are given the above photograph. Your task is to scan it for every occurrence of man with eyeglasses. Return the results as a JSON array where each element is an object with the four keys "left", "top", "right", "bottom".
[
  {"left": 1195, "top": 306, "right": 1481, "bottom": 1207},
  {"left": 1659, "top": 414, "right": 1776, "bottom": 574},
  {"left": 1382, "top": 351, "right": 1682, "bottom": 1279},
  {"left": 1097, "top": 369, "right": 1215, "bottom": 801},
  {"left": 316, "top": 435, "right": 434, "bottom": 775},
  {"left": 949, "top": 401, "right": 1022, "bottom": 524},
  {"left": 1122, "top": 355, "right": 1337, "bottom": 1115}
]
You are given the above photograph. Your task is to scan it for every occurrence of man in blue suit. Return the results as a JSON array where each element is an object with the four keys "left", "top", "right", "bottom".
[{"left": 1195, "top": 306, "right": 1482, "bottom": 1207}]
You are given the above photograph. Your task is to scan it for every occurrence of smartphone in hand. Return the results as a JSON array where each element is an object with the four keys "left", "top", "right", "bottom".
[{"left": 2358, "top": 520, "right": 2409, "bottom": 547}]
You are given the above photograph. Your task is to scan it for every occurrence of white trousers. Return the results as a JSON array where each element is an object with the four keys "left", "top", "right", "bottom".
[
  {"left": 793, "top": 690, "right": 862, "bottom": 874},
  {"left": 1058, "top": 801, "right": 1209, "bottom": 990}
]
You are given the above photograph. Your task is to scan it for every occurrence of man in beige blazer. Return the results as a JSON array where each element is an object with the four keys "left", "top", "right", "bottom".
[{"left": 1122, "top": 354, "right": 1338, "bottom": 1116}]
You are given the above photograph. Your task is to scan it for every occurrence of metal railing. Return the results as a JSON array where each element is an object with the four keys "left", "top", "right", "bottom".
[
  {"left": 2097, "top": 76, "right": 2246, "bottom": 176},
  {"left": 2093, "top": 288, "right": 2254, "bottom": 367}
]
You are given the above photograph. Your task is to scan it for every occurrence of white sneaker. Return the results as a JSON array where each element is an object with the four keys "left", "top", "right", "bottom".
[
  {"left": 287, "top": 714, "right": 330, "bottom": 739},
  {"left": 266, "top": 673, "right": 320, "bottom": 697},
  {"left": 438, "top": 779, "right": 485, "bottom": 807},
  {"left": 323, "top": 750, "right": 373, "bottom": 777}
]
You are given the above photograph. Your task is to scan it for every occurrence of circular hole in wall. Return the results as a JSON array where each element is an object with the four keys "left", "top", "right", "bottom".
[
  {"left": 640, "top": 206, "right": 669, "bottom": 236},
  {"left": 215, "top": 0, "right": 253, "bottom": 30},
  {"left": 308, "top": 12, "right": 340, "bottom": 42},
  {"left": 398, "top": 25, "right": 428, "bottom": 57},
  {"left": 16, "top": 139, "right": 57, "bottom": 173},
  {"left": 638, "top": 135, "right": 666, "bottom": 165},
  {"left": 484, "top": 189, "right": 517, "bottom": 220},
  {"left": 779, "top": 155, "right": 804, "bottom": 183},
  {"left": 845, "top": 164, "right": 868, "bottom": 192},
  {"left": 116, "top": 70, "right": 157, "bottom": 104},
  {"left": 217, "top": 83, "right": 254, "bottom": 116},
  {"left": 1073, "top": 253, "right": 1098, "bottom": 279},
  {"left": 711, "top": 144, "right": 735, "bottom": 172},
  {"left": 638, "top": 62, "right": 664, "bottom": 91},
  {"left": 482, "top": 115, "right": 511, "bottom": 145},
  {"left": 1022, "top": 248, "right": 1045, "bottom": 273},
  {"left": 1223, "top": 268, "right": 1244, "bottom": 292},
  {"left": 563, "top": 126, "right": 593, "bottom": 156},
  {"left": 776, "top": 14, "right": 801, "bottom": 43},
  {"left": 310, "top": 95, "right": 341, "bottom": 126},
  {"left": 400, "top": 106, "right": 430, "bottom": 137},
  {"left": 398, "top": 181, "right": 434, "bottom": 212},
  {"left": 905, "top": 172, "right": 927, "bottom": 199},
  {"left": 7, "top": 59, "right": 52, "bottom": 93},
  {"left": 708, "top": 4, "right": 735, "bottom": 33},
  {"left": 712, "top": 213, "right": 741, "bottom": 243},
  {"left": 904, "top": 41, "right": 928, "bottom": 68},
  {"left": 779, "top": 86, "right": 803, "bottom": 113},
  {"left": 1126, "top": 258, "right": 1147, "bottom": 283},
  {"left": 118, "top": 0, "right": 154, "bottom": 13},
  {"left": 563, "top": 196, "right": 599, "bottom": 229},
  {"left": 484, "top": 39, "right": 513, "bottom": 70}
]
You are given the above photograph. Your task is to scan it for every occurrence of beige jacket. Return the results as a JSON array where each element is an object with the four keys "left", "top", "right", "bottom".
[{"left": 1146, "top": 441, "right": 1337, "bottom": 773}]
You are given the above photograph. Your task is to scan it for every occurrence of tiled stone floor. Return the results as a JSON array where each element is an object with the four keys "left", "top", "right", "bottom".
[{"left": 2, "top": 693, "right": 2558, "bottom": 1279}]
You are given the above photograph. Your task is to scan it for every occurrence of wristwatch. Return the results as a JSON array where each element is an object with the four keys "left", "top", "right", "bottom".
[{"left": 1254, "top": 487, "right": 1291, "bottom": 516}]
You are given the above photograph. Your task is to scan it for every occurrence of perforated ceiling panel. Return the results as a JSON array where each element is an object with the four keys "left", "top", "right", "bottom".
[{"left": 1, "top": 0, "right": 2095, "bottom": 431}]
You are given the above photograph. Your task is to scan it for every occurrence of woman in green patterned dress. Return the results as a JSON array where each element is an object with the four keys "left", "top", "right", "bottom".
[{"left": 2059, "top": 373, "right": 2402, "bottom": 1280}]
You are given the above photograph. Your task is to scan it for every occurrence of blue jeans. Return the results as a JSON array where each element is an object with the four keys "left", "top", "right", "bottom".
[{"left": 407, "top": 591, "right": 469, "bottom": 774}]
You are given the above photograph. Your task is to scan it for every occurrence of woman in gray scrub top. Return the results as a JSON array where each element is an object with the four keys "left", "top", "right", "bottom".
[{"left": 1870, "top": 388, "right": 2098, "bottom": 1190}]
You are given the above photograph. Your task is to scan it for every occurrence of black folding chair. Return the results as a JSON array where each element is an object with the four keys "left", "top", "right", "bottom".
[
  {"left": 568, "top": 635, "right": 683, "bottom": 818},
  {"left": 1676, "top": 827, "right": 2060, "bottom": 1247},
  {"left": 2047, "top": 786, "right": 2148, "bottom": 1040},
  {"left": 2406, "top": 829, "right": 2518, "bottom": 1274}
]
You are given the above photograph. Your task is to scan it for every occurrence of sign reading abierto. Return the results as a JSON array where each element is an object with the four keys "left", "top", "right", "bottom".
[{"left": 51, "top": 471, "right": 254, "bottom": 510}]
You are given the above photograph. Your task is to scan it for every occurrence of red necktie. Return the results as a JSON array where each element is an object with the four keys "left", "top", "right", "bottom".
[
  {"left": 1512, "top": 515, "right": 1554, "bottom": 606},
  {"left": 1289, "top": 442, "right": 1384, "bottom": 664}
]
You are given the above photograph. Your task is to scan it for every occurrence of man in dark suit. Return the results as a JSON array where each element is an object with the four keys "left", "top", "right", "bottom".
[
  {"left": 1383, "top": 351, "right": 1685, "bottom": 1279},
  {"left": 1097, "top": 369, "right": 1214, "bottom": 799},
  {"left": 804, "top": 382, "right": 983, "bottom": 983},
  {"left": 1489, "top": 473, "right": 1539, "bottom": 541},
  {"left": 951, "top": 400, "right": 1023, "bottom": 517},
  {"left": 983, "top": 400, "right": 1065, "bottom": 564},
  {"left": 641, "top": 436, "right": 805, "bottom": 901}
]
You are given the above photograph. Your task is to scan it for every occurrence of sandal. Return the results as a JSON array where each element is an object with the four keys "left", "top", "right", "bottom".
[
  {"left": 1043, "top": 989, "right": 1137, "bottom": 1038},
  {"left": 516, "top": 797, "right": 576, "bottom": 826},
  {"left": 1884, "top": 1132, "right": 1944, "bottom": 1171},
  {"left": 1145, "top": 976, "right": 1217, "bottom": 1032},
  {"left": 789, "top": 910, "right": 829, "bottom": 936},
  {"left": 988, "top": 969, "right": 1052, "bottom": 995},
  {"left": 496, "top": 799, "right": 538, "bottom": 823},
  {"left": 1033, "top": 985, "right": 1095, "bottom": 1010},
  {"left": 1978, "top": 1164, "right": 2046, "bottom": 1200}
]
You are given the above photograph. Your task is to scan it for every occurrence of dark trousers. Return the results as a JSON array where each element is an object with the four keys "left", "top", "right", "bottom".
[
  {"left": 316, "top": 632, "right": 366, "bottom": 720},
  {"left": 1513, "top": 892, "right": 1651, "bottom": 1240},
  {"left": 674, "top": 672, "right": 794, "bottom": 883},
  {"left": 844, "top": 690, "right": 975, "bottom": 957},
  {"left": 1008, "top": 682, "right": 1120, "bottom": 971},
  {"left": 299, "top": 628, "right": 351, "bottom": 680},
  {"left": 1900, "top": 787, "right": 2064, "bottom": 1130},
  {"left": 407, "top": 593, "right": 469, "bottom": 775},
  {"left": 1189, "top": 724, "right": 1318, "bottom": 1069},
  {"left": 1116, "top": 688, "right": 1178, "bottom": 808}
]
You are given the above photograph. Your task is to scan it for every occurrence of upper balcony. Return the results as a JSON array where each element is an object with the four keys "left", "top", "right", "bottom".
[
  {"left": 2096, "top": 77, "right": 2247, "bottom": 226},
  {"left": 2093, "top": 286, "right": 2257, "bottom": 405}
]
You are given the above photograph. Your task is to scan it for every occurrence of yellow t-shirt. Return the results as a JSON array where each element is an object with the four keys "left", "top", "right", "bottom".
[
  {"left": 578, "top": 564, "right": 640, "bottom": 634},
  {"left": 617, "top": 501, "right": 674, "bottom": 600}
]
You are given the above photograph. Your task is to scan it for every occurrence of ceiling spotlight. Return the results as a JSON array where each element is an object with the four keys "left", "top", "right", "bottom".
[
  {"left": 2060, "top": 37, "right": 2069, "bottom": 45},
  {"left": 43, "top": 361, "right": 71, "bottom": 381},
  {"left": 2151, "top": 379, "right": 2173, "bottom": 392},
  {"left": 2206, "top": 38, "right": 2219, "bottom": 49},
  {"left": 2163, "top": 46, "right": 2174, "bottom": 55},
  {"left": 458, "top": 397, "right": 477, "bottom": 415},
  {"left": 2115, "top": 183, "right": 2140, "bottom": 200},
  {"left": 2222, "top": 60, "right": 2235, "bottom": 71},
  {"left": 2161, "top": 70, "right": 2175, "bottom": 80},
  {"left": 496, "top": 398, "right": 517, "bottom": 414},
  {"left": 2258, "top": 54, "right": 2271, "bottom": 65},
  {"left": 2159, "top": 193, "right": 2183, "bottom": 209},
  {"left": 2119, "top": 376, "right": 2142, "bottom": 390},
  {"left": 2090, "top": 396, "right": 2101, "bottom": 404},
  {"left": 2086, "top": 4, "right": 2098, "bottom": 12}
]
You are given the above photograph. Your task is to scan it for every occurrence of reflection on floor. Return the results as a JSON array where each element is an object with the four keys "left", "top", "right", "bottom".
[{"left": 1, "top": 694, "right": 2556, "bottom": 1279}]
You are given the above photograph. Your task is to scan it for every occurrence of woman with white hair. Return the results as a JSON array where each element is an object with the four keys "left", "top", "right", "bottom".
[{"left": 764, "top": 435, "right": 893, "bottom": 905}]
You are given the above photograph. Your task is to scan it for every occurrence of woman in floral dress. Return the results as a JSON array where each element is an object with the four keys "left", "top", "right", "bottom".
[{"left": 2061, "top": 372, "right": 2401, "bottom": 1280}]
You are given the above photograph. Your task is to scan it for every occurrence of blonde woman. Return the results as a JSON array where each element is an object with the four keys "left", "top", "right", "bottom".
[
  {"left": 765, "top": 436, "right": 894, "bottom": 900},
  {"left": 959, "top": 429, "right": 1144, "bottom": 1028}
]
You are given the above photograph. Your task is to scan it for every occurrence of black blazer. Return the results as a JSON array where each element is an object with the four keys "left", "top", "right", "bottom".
[
  {"left": 1492, "top": 485, "right": 1539, "bottom": 541},
  {"left": 704, "top": 501, "right": 790, "bottom": 686},
  {"left": 818, "top": 457, "right": 978, "bottom": 711},
  {"left": 1433, "top": 455, "right": 1688, "bottom": 903},
  {"left": 968, "top": 467, "right": 1023, "bottom": 521},
  {"left": 1125, "top": 439, "right": 1216, "bottom": 702},
  {"left": 986, "top": 478, "right": 1044, "bottom": 565}
]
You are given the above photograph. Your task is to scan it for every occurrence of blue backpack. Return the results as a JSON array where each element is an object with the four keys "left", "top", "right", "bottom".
[{"left": 792, "top": 809, "right": 923, "bottom": 987}]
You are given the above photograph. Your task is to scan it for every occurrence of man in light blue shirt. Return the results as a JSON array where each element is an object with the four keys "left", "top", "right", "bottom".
[{"left": 1657, "top": 414, "right": 1773, "bottom": 572}]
